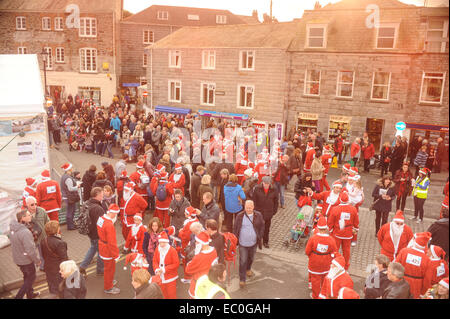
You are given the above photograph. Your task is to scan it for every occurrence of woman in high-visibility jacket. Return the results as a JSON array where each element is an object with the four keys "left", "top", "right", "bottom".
[
  {"left": 411, "top": 167, "right": 430, "bottom": 224},
  {"left": 194, "top": 263, "right": 230, "bottom": 299}
]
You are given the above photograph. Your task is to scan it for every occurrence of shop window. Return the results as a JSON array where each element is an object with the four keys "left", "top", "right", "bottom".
[
  {"left": 168, "top": 80, "right": 181, "bottom": 102},
  {"left": 371, "top": 72, "right": 391, "bottom": 101},
  {"left": 78, "top": 86, "right": 101, "bottom": 105},
  {"left": 304, "top": 70, "right": 321, "bottom": 96},
  {"left": 336, "top": 71, "right": 354, "bottom": 98},
  {"left": 419, "top": 72, "right": 445, "bottom": 104}
]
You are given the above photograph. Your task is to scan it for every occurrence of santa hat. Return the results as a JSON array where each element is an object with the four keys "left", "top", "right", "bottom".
[
  {"left": 317, "top": 216, "right": 328, "bottom": 230},
  {"left": 136, "top": 161, "right": 145, "bottom": 169},
  {"left": 159, "top": 171, "right": 168, "bottom": 180},
  {"left": 124, "top": 182, "right": 135, "bottom": 191},
  {"left": 343, "top": 163, "right": 351, "bottom": 172},
  {"left": 430, "top": 245, "right": 446, "bottom": 260},
  {"left": 338, "top": 287, "right": 360, "bottom": 299},
  {"left": 339, "top": 192, "right": 349, "bottom": 204},
  {"left": 392, "top": 210, "right": 405, "bottom": 223},
  {"left": 415, "top": 232, "right": 431, "bottom": 250},
  {"left": 108, "top": 204, "right": 120, "bottom": 214},
  {"left": 349, "top": 167, "right": 359, "bottom": 176},
  {"left": 442, "top": 197, "right": 448, "bottom": 209},
  {"left": 174, "top": 163, "right": 182, "bottom": 171},
  {"left": 185, "top": 206, "right": 197, "bottom": 218},
  {"left": 61, "top": 162, "right": 73, "bottom": 171},
  {"left": 331, "top": 256, "right": 346, "bottom": 270},
  {"left": 348, "top": 174, "right": 361, "bottom": 181},
  {"left": 41, "top": 170, "right": 50, "bottom": 178},
  {"left": 156, "top": 164, "right": 166, "bottom": 172},
  {"left": 26, "top": 178, "right": 36, "bottom": 186},
  {"left": 439, "top": 278, "right": 449, "bottom": 290},
  {"left": 332, "top": 181, "right": 343, "bottom": 189},
  {"left": 123, "top": 253, "right": 137, "bottom": 270},
  {"left": 133, "top": 213, "right": 143, "bottom": 221},
  {"left": 158, "top": 231, "right": 170, "bottom": 243},
  {"left": 316, "top": 204, "right": 323, "bottom": 211},
  {"left": 166, "top": 226, "right": 175, "bottom": 237},
  {"left": 248, "top": 162, "right": 255, "bottom": 169},
  {"left": 121, "top": 170, "right": 128, "bottom": 178},
  {"left": 323, "top": 145, "right": 331, "bottom": 152},
  {"left": 419, "top": 167, "right": 429, "bottom": 175},
  {"left": 195, "top": 231, "right": 211, "bottom": 245}
]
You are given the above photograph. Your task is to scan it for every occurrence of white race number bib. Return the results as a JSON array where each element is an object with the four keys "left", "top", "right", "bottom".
[
  {"left": 46, "top": 186, "right": 56, "bottom": 194},
  {"left": 317, "top": 244, "right": 328, "bottom": 253},
  {"left": 406, "top": 253, "right": 422, "bottom": 267}
]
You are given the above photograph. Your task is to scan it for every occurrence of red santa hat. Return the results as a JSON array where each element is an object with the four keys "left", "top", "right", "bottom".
[
  {"left": 323, "top": 145, "right": 331, "bottom": 152},
  {"left": 123, "top": 252, "right": 137, "bottom": 270},
  {"left": 195, "top": 231, "right": 211, "bottom": 245},
  {"left": 159, "top": 171, "right": 168, "bottom": 180},
  {"left": 41, "top": 170, "right": 50, "bottom": 178},
  {"left": 393, "top": 210, "right": 405, "bottom": 223},
  {"left": 133, "top": 213, "right": 143, "bottom": 221},
  {"left": 316, "top": 204, "right": 323, "bottom": 211},
  {"left": 339, "top": 192, "right": 349, "bottom": 204},
  {"left": 439, "top": 278, "right": 449, "bottom": 290},
  {"left": 415, "top": 232, "right": 431, "bottom": 250},
  {"left": 26, "top": 178, "right": 36, "bottom": 186},
  {"left": 124, "top": 182, "right": 135, "bottom": 191},
  {"left": 342, "top": 163, "right": 351, "bottom": 172},
  {"left": 185, "top": 206, "right": 198, "bottom": 218},
  {"left": 61, "top": 162, "right": 73, "bottom": 171},
  {"left": 442, "top": 197, "right": 449, "bottom": 209},
  {"left": 136, "top": 160, "right": 145, "bottom": 169},
  {"left": 348, "top": 174, "right": 360, "bottom": 181},
  {"left": 332, "top": 255, "right": 346, "bottom": 270},
  {"left": 419, "top": 167, "right": 429, "bottom": 175},
  {"left": 430, "top": 245, "right": 446, "bottom": 260},
  {"left": 166, "top": 226, "right": 175, "bottom": 237},
  {"left": 108, "top": 204, "right": 120, "bottom": 214},
  {"left": 332, "top": 181, "right": 343, "bottom": 189},
  {"left": 317, "top": 216, "right": 328, "bottom": 230},
  {"left": 349, "top": 167, "right": 359, "bottom": 176},
  {"left": 338, "top": 287, "right": 360, "bottom": 299},
  {"left": 121, "top": 170, "right": 128, "bottom": 178},
  {"left": 174, "top": 163, "right": 182, "bottom": 171},
  {"left": 156, "top": 164, "right": 166, "bottom": 172},
  {"left": 158, "top": 231, "right": 170, "bottom": 243},
  {"left": 248, "top": 162, "right": 255, "bottom": 169}
]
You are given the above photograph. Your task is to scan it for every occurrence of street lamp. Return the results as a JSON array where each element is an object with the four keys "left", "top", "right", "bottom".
[{"left": 41, "top": 48, "right": 49, "bottom": 97}]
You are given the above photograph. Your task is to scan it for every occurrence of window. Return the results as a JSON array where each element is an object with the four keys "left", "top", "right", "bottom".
[
  {"left": 376, "top": 24, "right": 399, "bottom": 49},
  {"left": 239, "top": 50, "right": 255, "bottom": 71},
  {"left": 238, "top": 85, "right": 254, "bottom": 109},
  {"left": 336, "top": 71, "right": 354, "bottom": 98},
  {"left": 201, "top": 82, "right": 216, "bottom": 106},
  {"left": 55, "top": 17, "right": 63, "bottom": 31},
  {"left": 158, "top": 11, "right": 169, "bottom": 20},
  {"left": 216, "top": 15, "right": 227, "bottom": 24},
  {"left": 79, "top": 48, "right": 97, "bottom": 72},
  {"left": 306, "top": 24, "right": 327, "bottom": 48},
  {"left": 16, "top": 16, "right": 26, "bottom": 30},
  {"left": 304, "top": 70, "right": 321, "bottom": 96},
  {"left": 168, "top": 80, "right": 181, "bottom": 102},
  {"left": 371, "top": 72, "right": 391, "bottom": 101},
  {"left": 202, "top": 50, "right": 216, "bottom": 69},
  {"left": 143, "top": 53, "right": 148, "bottom": 67},
  {"left": 18, "top": 47, "right": 27, "bottom": 54},
  {"left": 43, "top": 47, "right": 53, "bottom": 70},
  {"left": 55, "top": 47, "right": 65, "bottom": 63},
  {"left": 42, "top": 17, "right": 51, "bottom": 30},
  {"left": 143, "top": 30, "right": 154, "bottom": 44},
  {"left": 419, "top": 72, "right": 446, "bottom": 104},
  {"left": 426, "top": 19, "right": 449, "bottom": 53},
  {"left": 79, "top": 18, "right": 97, "bottom": 37},
  {"left": 169, "top": 50, "right": 181, "bottom": 68},
  {"left": 188, "top": 14, "right": 199, "bottom": 21}
]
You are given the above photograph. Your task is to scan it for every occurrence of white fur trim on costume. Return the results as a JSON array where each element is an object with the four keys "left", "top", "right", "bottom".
[
  {"left": 439, "top": 279, "right": 449, "bottom": 290},
  {"left": 332, "top": 259, "right": 344, "bottom": 270}
]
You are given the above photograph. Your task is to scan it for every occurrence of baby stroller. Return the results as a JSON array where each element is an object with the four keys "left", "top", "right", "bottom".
[{"left": 283, "top": 205, "right": 315, "bottom": 250}]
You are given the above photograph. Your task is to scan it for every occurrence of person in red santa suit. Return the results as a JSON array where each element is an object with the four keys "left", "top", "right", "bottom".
[
  {"left": 395, "top": 232, "right": 433, "bottom": 298},
  {"left": 235, "top": 157, "right": 249, "bottom": 185},
  {"left": 124, "top": 213, "right": 147, "bottom": 255},
  {"left": 179, "top": 207, "right": 200, "bottom": 260},
  {"left": 254, "top": 155, "right": 271, "bottom": 184},
  {"left": 426, "top": 245, "right": 449, "bottom": 286},
  {"left": 305, "top": 216, "right": 338, "bottom": 299},
  {"left": 441, "top": 196, "right": 449, "bottom": 219},
  {"left": 97, "top": 204, "right": 121, "bottom": 294},
  {"left": 303, "top": 142, "right": 316, "bottom": 173},
  {"left": 169, "top": 164, "right": 186, "bottom": 195},
  {"left": 321, "top": 145, "right": 332, "bottom": 191},
  {"left": 308, "top": 180, "right": 343, "bottom": 217},
  {"left": 345, "top": 173, "right": 364, "bottom": 247},
  {"left": 327, "top": 192, "right": 359, "bottom": 270},
  {"left": 22, "top": 178, "right": 37, "bottom": 209},
  {"left": 153, "top": 231, "right": 180, "bottom": 299},
  {"left": 337, "top": 287, "right": 360, "bottom": 299},
  {"left": 185, "top": 231, "right": 218, "bottom": 299},
  {"left": 116, "top": 170, "right": 130, "bottom": 206},
  {"left": 342, "top": 163, "right": 351, "bottom": 175},
  {"left": 130, "top": 160, "right": 150, "bottom": 208},
  {"left": 36, "top": 169, "right": 62, "bottom": 221},
  {"left": 377, "top": 210, "right": 413, "bottom": 261},
  {"left": 121, "top": 182, "right": 148, "bottom": 241},
  {"left": 319, "top": 255, "right": 354, "bottom": 299},
  {"left": 123, "top": 252, "right": 149, "bottom": 275}
]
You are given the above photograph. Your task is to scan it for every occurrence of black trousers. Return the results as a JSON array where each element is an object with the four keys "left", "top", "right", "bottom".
[
  {"left": 223, "top": 210, "right": 237, "bottom": 232},
  {"left": 375, "top": 210, "right": 389, "bottom": 235},
  {"left": 263, "top": 216, "right": 273, "bottom": 245},
  {"left": 15, "top": 263, "right": 36, "bottom": 299},
  {"left": 380, "top": 162, "right": 390, "bottom": 177},
  {"left": 45, "top": 270, "right": 63, "bottom": 295},
  {"left": 414, "top": 197, "right": 426, "bottom": 220},
  {"left": 364, "top": 159, "right": 371, "bottom": 172},
  {"left": 396, "top": 193, "right": 408, "bottom": 211}
]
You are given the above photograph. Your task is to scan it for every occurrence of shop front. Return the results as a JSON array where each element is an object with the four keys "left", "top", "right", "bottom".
[
  {"left": 297, "top": 112, "right": 319, "bottom": 133},
  {"left": 328, "top": 115, "right": 352, "bottom": 143},
  {"left": 404, "top": 122, "right": 449, "bottom": 147},
  {"left": 155, "top": 105, "right": 191, "bottom": 118},
  {"left": 197, "top": 109, "right": 249, "bottom": 129},
  {"left": 366, "top": 118, "right": 385, "bottom": 152}
]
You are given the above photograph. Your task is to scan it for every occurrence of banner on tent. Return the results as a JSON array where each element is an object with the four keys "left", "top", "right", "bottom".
[{"left": 0, "top": 115, "right": 45, "bottom": 137}]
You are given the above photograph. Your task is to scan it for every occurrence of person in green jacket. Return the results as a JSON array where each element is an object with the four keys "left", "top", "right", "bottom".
[{"left": 411, "top": 167, "right": 430, "bottom": 224}]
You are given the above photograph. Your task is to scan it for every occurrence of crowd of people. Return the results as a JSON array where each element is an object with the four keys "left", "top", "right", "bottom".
[{"left": 8, "top": 93, "right": 449, "bottom": 299}]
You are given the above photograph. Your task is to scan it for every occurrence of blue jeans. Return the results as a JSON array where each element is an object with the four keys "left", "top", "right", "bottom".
[
  {"left": 96, "top": 142, "right": 104, "bottom": 155},
  {"left": 80, "top": 239, "right": 104, "bottom": 274},
  {"left": 275, "top": 182, "right": 285, "bottom": 207},
  {"left": 106, "top": 142, "right": 114, "bottom": 158},
  {"left": 65, "top": 199, "right": 76, "bottom": 230},
  {"left": 239, "top": 244, "right": 257, "bottom": 282},
  {"left": 15, "top": 263, "right": 36, "bottom": 299}
]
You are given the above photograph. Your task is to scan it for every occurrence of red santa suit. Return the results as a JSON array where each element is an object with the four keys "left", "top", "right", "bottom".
[
  {"left": 123, "top": 252, "right": 149, "bottom": 275},
  {"left": 150, "top": 172, "right": 181, "bottom": 228},
  {"left": 178, "top": 207, "right": 199, "bottom": 259},
  {"left": 377, "top": 211, "right": 413, "bottom": 261},
  {"left": 235, "top": 158, "right": 249, "bottom": 185},
  {"left": 130, "top": 161, "right": 150, "bottom": 201},
  {"left": 120, "top": 184, "right": 148, "bottom": 240},
  {"left": 97, "top": 205, "right": 120, "bottom": 291},
  {"left": 426, "top": 245, "right": 449, "bottom": 286},
  {"left": 35, "top": 170, "right": 62, "bottom": 221},
  {"left": 22, "top": 178, "right": 37, "bottom": 209},
  {"left": 153, "top": 232, "right": 180, "bottom": 299},
  {"left": 327, "top": 193, "right": 359, "bottom": 270},
  {"left": 305, "top": 217, "right": 338, "bottom": 299},
  {"left": 254, "top": 160, "right": 270, "bottom": 184},
  {"left": 395, "top": 233, "right": 433, "bottom": 299},
  {"left": 124, "top": 214, "right": 147, "bottom": 254},
  {"left": 321, "top": 146, "right": 332, "bottom": 191},
  {"left": 304, "top": 143, "right": 315, "bottom": 173},
  {"left": 169, "top": 164, "right": 186, "bottom": 195},
  {"left": 311, "top": 181, "right": 343, "bottom": 217},
  {"left": 319, "top": 256, "right": 354, "bottom": 299},
  {"left": 185, "top": 232, "right": 219, "bottom": 299}
]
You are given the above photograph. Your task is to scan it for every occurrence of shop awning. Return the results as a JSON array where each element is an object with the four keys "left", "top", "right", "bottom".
[
  {"left": 122, "top": 83, "right": 140, "bottom": 87},
  {"left": 198, "top": 109, "right": 249, "bottom": 121},
  {"left": 406, "top": 122, "right": 449, "bottom": 132},
  {"left": 155, "top": 105, "right": 191, "bottom": 115}
]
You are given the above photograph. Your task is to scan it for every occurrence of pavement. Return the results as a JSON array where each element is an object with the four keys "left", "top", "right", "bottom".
[{"left": 0, "top": 142, "right": 448, "bottom": 298}]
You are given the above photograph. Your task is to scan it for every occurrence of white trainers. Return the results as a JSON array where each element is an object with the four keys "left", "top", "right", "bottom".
[
  {"left": 308, "top": 282, "right": 312, "bottom": 290},
  {"left": 104, "top": 287, "right": 120, "bottom": 294},
  {"left": 351, "top": 242, "right": 357, "bottom": 247},
  {"left": 410, "top": 216, "right": 417, "bottom": 220},
  {"left": 416, "top": 219, "right": 423, "bottom": 224},
  {"left": 113, "top": 279, "right": 118, "bottom": 286}
]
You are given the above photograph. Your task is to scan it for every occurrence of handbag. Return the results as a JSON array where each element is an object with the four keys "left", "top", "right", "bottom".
[
  {"left": 370, "top": 198, "right": 380, "bottom": 211},
  {"left": 67, "top": 191, "right": 81, "bottom": 204}
]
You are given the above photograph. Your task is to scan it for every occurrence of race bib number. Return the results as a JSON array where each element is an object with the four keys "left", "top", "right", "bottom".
[
  {"left": 316, "top": 244, "right": 328, "bottom": 253},
  {"left": 437, "top": 263, "right": 446, "bottom": 277},
  {"left": 46, "top": 186, "right": 56, "bottom": 194},
  {"left": 328, "top": 158, "right": 332, "bottom": 164},
  {"left": 341, "top": 212, "right": 351, "bottom": 221},
  {"left": 140, "top": 175, "right": 150, "bottom": 184},
  {"left": 97, "top": 217, "right": 104, "bottom": 228},
  {"left": 406, "top": 253, "right": 422, "bottom": 267}
]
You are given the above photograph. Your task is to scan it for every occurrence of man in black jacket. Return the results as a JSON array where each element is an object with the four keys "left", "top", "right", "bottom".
[
  {"left": 428, "top": 208, "right": 449, "bottom": 260},
  {"left": 79, "top": 187, "right": 105, "bottom": 276},
  {"left": 233, "top": 200, "right": 265, "bottom": 288},
  {"left": 81, "top": 165, "right": 97, "bottom": 202},
  {"left": 364, "top": 254, "right": 391, "bottom": 299},
  {"left": 206, "top": 219, "right": 225, "bottom": 264},
  {"left": 199, "top": 192, "right": 221, "bottom": 227},
  {"left": 251, "top": 176, "right": 279, "bottom": 249},
  {"left": 382, "top": 262, "right": 412, "bottom": 299}
]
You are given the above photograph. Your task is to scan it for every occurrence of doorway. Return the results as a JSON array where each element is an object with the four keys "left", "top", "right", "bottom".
[{"left": 366, "top": 118, "right": 384, "bottom": 152}]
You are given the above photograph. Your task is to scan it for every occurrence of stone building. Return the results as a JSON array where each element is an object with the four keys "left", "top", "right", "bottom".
[
  {"left": 120, "top": 5, "right": 260, "bottom": 87},
  {"left": 0, "top": 0, "right": 122, "bottom": 106}
]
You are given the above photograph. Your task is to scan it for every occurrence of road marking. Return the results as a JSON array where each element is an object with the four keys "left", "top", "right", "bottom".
[{"left": 246, "top": 276, "right": 285, "bottom": 285}]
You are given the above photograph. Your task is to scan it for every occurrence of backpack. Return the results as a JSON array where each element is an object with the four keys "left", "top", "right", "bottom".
[
  {"left": 74, "top": 201, "right": 91, "bottom": 235},
  {"left": 156, "top": 181, "right": 168, "bottom": 201},
  {"left": 222, "top": 232, "right": 238, "bottom": 263}
]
